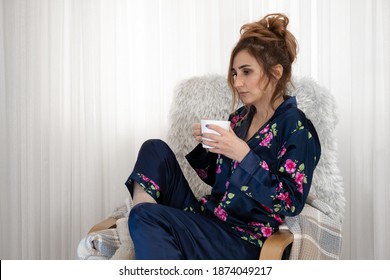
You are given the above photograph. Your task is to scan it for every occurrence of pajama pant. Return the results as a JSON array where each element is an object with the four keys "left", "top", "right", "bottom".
[{"left": 125, "top": 139, "right": 260, "bottom": 260}]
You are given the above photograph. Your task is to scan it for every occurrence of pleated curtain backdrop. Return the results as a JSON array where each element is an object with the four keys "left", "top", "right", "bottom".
[{"left": 0, "top": 0, "right": 389, "bottom": 259}]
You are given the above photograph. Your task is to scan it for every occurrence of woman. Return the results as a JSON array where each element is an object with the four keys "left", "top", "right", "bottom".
[{"left": 126, "top": 13, "right": 321, "bottom": 259}]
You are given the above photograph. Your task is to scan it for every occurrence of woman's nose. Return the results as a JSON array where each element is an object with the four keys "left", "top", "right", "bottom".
[{"left": 234, "top": 76, "right": 243, "bottom": 88}]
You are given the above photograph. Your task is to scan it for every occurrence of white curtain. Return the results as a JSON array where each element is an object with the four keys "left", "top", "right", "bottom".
[{"left": 0, "top": 0, "right": 389, "bottom": 259}]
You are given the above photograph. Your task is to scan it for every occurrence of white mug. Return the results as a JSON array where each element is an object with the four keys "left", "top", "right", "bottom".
[{"left": 200, "top": 120, "right": 231, "bottom": 149}]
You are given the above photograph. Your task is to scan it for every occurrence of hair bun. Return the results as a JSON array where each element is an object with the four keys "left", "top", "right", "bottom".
[{"left": 260, "top": 13, "right": 289, "bottom": 38}]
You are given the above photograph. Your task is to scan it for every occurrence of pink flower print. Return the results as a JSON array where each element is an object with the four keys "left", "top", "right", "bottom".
[
  {"left": 231, "top": 115, "right": 244, "bottom": 129},
  {"left": 284, "top": 159, "right": 296, "bottom": 174},
  {"left": 225, "top": 181, "right": 230, "bottom": 188},
  {"left": 150, "top": 179, "right": 160, "bottom": 191},
  {"left": 261, "top": 226, "right": 273, "bottom": 237},
  {"left": 277, "top": 192, "right": 292, "bottom": 208},
  {"left": 273, "top": 214, "right": 284, "bottom": 224},
  {"left": 216, "top": 165, "right": 221, "bottom": 174},
  {"left": 260, "top": 132, "right": 273, "bottom": 147},
  {"left": 233, "top": 160, "right": 239, "bottom": 169},
  {"left": 141, "top": 174, "right": 160, "bottom": 191},
  {"left": 260, "top": 124, "right": 269, "bottom": 134},
  {"left": 235, "top": 226, "right": 245, "bottom": 233},
  {"left": 248, "top": 221, "right": 265, "bottom": 227},
  {"left": 231, "top": 115, "right": 240, "bottom": 126},
  {"left": 201, "top": 197, "right": 208, "bottom": 204},
  {"left": 195, "top": 168, "right": 208, "bottom": 179},
  {"left": 276, "top": 182, "right": 283, "bottom": 192},
  {"left": 141, "top": 175, "right": 150, "bottom": 182},
  {"left": 277, "top": 192, "right": 288, "bottom": 201},
  {"left": 221, "top": 191, "right": 227, "bottom": 202},
  {"left": 214, "top": 205, "right": 227, "bottom": 221},
  {"left": 295, "top": 171, "right": 305, "bottom": 194},
  {"left": 247, "top": 230, "right": 261, "bottom": 240},
  {"left": 261, "top": 204, "right": 273, "bottom": 213},
  {"left": 261, "top": 160, "right": 269, "bottom": 170},
  {"left": 278, "top": 146, "right": 287, "bottom": 158}
]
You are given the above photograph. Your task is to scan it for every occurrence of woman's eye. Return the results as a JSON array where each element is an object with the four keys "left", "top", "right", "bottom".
[{"left": 243, "top": 69, "right": 251, "bottom": 75}]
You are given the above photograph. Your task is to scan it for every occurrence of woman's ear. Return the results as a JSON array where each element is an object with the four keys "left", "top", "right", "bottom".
[{"left": 272, "top": 64, "right": 283, "bottom": 80}]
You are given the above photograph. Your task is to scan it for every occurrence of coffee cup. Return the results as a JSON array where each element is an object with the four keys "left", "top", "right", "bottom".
[{"left": 200, "top": 120, "right": 231, "bottom": 149}]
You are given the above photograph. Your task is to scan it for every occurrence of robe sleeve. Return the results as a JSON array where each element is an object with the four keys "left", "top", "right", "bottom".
[
  {"left": 185, "top": 143, "right": 218, "bottom": 186},
  {"left": 228, "top": 120, "right": 321, "bottom": 217}
]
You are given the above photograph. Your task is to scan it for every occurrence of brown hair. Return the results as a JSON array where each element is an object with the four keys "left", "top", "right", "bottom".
[{"left": 228, "top": 13, "right": 298, "bottom": 112}]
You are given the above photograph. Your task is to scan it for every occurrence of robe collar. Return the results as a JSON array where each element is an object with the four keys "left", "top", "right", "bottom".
[{"left": 235, "top": 96, "right": 297, "bottom": 142}]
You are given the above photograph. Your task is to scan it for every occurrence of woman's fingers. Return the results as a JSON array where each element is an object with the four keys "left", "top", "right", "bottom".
[{"left": 191, "top": 123, "right": 203, "bottom": 142}]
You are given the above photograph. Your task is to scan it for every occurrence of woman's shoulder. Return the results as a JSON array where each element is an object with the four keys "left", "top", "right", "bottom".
[
  {"left": 276, "top": 97, "right": 308, "bottom": 123},
  {"left": 275, "top": 99, "right": 317, "bottom": 135},
  {"left": 283, "top": 106, "right": 307, "bottom": 122}
]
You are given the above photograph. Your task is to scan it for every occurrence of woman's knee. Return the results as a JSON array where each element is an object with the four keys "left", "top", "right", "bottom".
[
  {"left": 140, "top": 139, "right": 170, "bottom": 154},
  {"left": 128, "top": 202, "right": 160, "bottom": 233}
]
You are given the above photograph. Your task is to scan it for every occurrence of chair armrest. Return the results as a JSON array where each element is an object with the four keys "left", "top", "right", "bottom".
[
  {"left": 87, "top": 217, "right": 118, "bottom": 234},
  {"left": 259, "top": 229, "right": 294, "bottom": 260}
]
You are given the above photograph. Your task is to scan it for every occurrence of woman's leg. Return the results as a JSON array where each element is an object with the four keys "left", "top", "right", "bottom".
[
  {"left": 132, "top": 182, "right": 156, "bottom": 206},
  {"left": 129, "top": 203, "right": 260, "bottom": 260},
  {"left": 125, "top": 139, "right": 197, "bottom": 209}
]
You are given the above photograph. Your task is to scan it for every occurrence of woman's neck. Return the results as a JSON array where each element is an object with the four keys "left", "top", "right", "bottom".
[{"left": 252, "top": 96, "right": 284, "bottom": 123}]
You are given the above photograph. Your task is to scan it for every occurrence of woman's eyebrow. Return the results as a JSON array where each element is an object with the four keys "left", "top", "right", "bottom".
[
  {"left": 231, "top": 64, "right": 251, "bottom": 71},
  {"left": 238, "top": 64, "right": 251, "bottom": 69}
]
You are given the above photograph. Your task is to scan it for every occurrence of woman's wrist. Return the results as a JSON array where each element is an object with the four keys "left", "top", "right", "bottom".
[{"left": 237, "top": 145, "right": 250, "bottom": 163}]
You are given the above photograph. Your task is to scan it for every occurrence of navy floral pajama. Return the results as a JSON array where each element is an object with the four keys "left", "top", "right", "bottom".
[{"left": 126, "top": 96, "right": 321, "bottom": 260}]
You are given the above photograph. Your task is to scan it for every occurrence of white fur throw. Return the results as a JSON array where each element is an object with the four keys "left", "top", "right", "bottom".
[{"left": 167, "top": 74, "right": 345, "bottom": 222}]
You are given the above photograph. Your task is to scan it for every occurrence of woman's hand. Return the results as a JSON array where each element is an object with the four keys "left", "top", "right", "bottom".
[
  {"left": 201, "top": 124, "right": 250, "bottom": 162},
  {"left": 191, "top": 123, "right": 203, "bottom": 143}
]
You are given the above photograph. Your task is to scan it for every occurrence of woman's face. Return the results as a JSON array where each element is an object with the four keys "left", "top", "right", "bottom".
[{"left": 232, "top": 50, "right": 272, "bottom": 107}]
